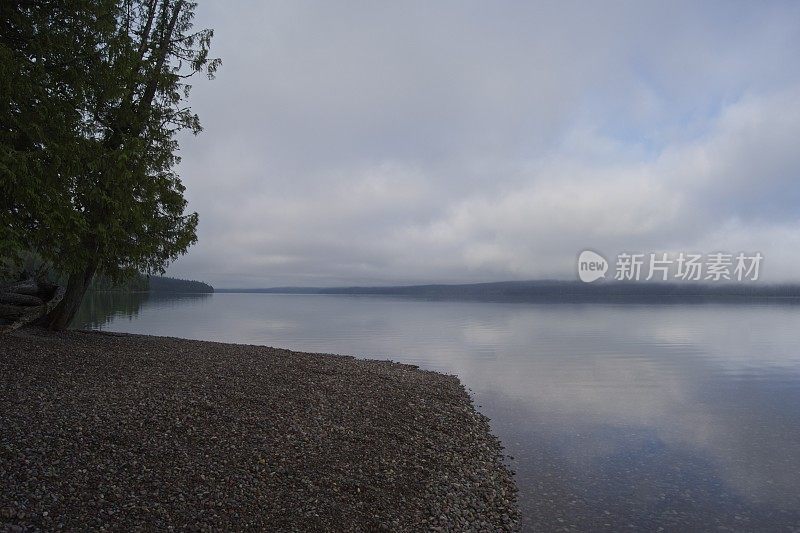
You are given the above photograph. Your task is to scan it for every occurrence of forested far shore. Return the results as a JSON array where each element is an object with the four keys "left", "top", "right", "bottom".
[
  {"left": 90, "top": 274, "right": 213, "bottom": 293},
  {"left": 216, "top": 280, "right": 800, "bottom": 303}
]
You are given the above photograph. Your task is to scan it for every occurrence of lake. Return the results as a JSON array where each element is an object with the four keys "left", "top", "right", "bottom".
[{"left": 74, "top": 292, "right": 800, "bottom": 531}]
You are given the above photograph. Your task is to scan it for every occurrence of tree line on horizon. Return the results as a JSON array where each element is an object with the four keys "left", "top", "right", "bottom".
[
  {"left": 90, "top": 272, "right": 213, "bottom": 293},
  {"left": 1, "top": 0, "right": 219, "bottom": 329}
]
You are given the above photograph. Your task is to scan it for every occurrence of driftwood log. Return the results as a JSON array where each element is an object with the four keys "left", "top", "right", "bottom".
[
  {"left": 1, "top": 279, "right": 41, "bottom": 296},
  {"left": 0, "top": 279, "right": 65, "bottom": 334},
  {"left": 0, "top": 292, "right": 45, "bottom": 307}
]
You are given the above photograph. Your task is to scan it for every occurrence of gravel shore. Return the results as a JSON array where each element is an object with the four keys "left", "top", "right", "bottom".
[{"left": 0, "top": 329, "right": 518, "bottom": 531}]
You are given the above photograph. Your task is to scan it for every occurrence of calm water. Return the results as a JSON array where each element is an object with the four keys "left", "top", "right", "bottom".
[{"left": 74, "top": 292, "right": 800, "bottom": 531}]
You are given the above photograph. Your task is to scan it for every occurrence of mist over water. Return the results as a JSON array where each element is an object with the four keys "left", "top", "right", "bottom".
[{"left": 75, "top": 292, "right": 800, "bottom": 530}]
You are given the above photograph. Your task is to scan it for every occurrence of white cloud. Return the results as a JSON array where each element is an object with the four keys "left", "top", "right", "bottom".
[{"left": 168, "top": 1, "right": 800, "bottom": 287}]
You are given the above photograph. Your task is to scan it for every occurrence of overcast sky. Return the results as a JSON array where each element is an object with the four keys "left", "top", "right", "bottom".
[{"left": 167, "top": 1, "right": 800, "bottom": 288}]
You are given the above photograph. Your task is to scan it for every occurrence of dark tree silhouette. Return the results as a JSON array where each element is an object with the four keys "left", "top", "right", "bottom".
[{"left": 1, "top": 0, "right": 219, "bottom": 329}]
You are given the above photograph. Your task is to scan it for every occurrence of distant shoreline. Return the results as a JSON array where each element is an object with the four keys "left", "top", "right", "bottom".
[{"left": 214, "top": 280, "right": 800, "bottom": 304}]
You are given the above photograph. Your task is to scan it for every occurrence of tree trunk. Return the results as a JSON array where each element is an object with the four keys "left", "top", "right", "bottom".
[{"left": 47, "top": 264, "right": 96, "bottom": 330}]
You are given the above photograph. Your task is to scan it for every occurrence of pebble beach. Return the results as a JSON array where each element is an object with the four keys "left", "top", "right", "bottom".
[{"left": 0, "top": 329, "right": 518, "bottom": 531}]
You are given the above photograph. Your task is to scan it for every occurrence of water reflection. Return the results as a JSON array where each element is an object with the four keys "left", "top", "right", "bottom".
[
  {"left": 74, "top": 294, "right": 800, "bottom": 530},
  {"left": 73, "top": 291, "right": 212, "bottom": 330}
]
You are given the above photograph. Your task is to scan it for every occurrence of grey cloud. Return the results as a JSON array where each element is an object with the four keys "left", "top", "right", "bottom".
[{"left": 168, "top": 1, "right": 800, "bottom": 287}]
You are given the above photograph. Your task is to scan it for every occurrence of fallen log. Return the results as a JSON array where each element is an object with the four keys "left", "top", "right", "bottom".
[
  {"left": 0, "top": 304, "right": 26, "bottom": 319},
  {"left": 0, "top": 279, "right": 40, "bottom": 296},
  {"left": 0, "top": 284, "right": 66, "bottom": 334},
  {"left": 0, "top": 292, "right": 45, "bottom": 307}
]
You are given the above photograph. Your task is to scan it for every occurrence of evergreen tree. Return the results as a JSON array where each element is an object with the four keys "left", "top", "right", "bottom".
[{"left": 0, "top": 0, "right": 219, "bottom": 329}]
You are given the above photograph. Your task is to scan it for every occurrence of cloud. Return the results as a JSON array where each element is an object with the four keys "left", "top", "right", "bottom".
[{"left": 168, "top": 1, "right": 800, "bottom": 287}]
